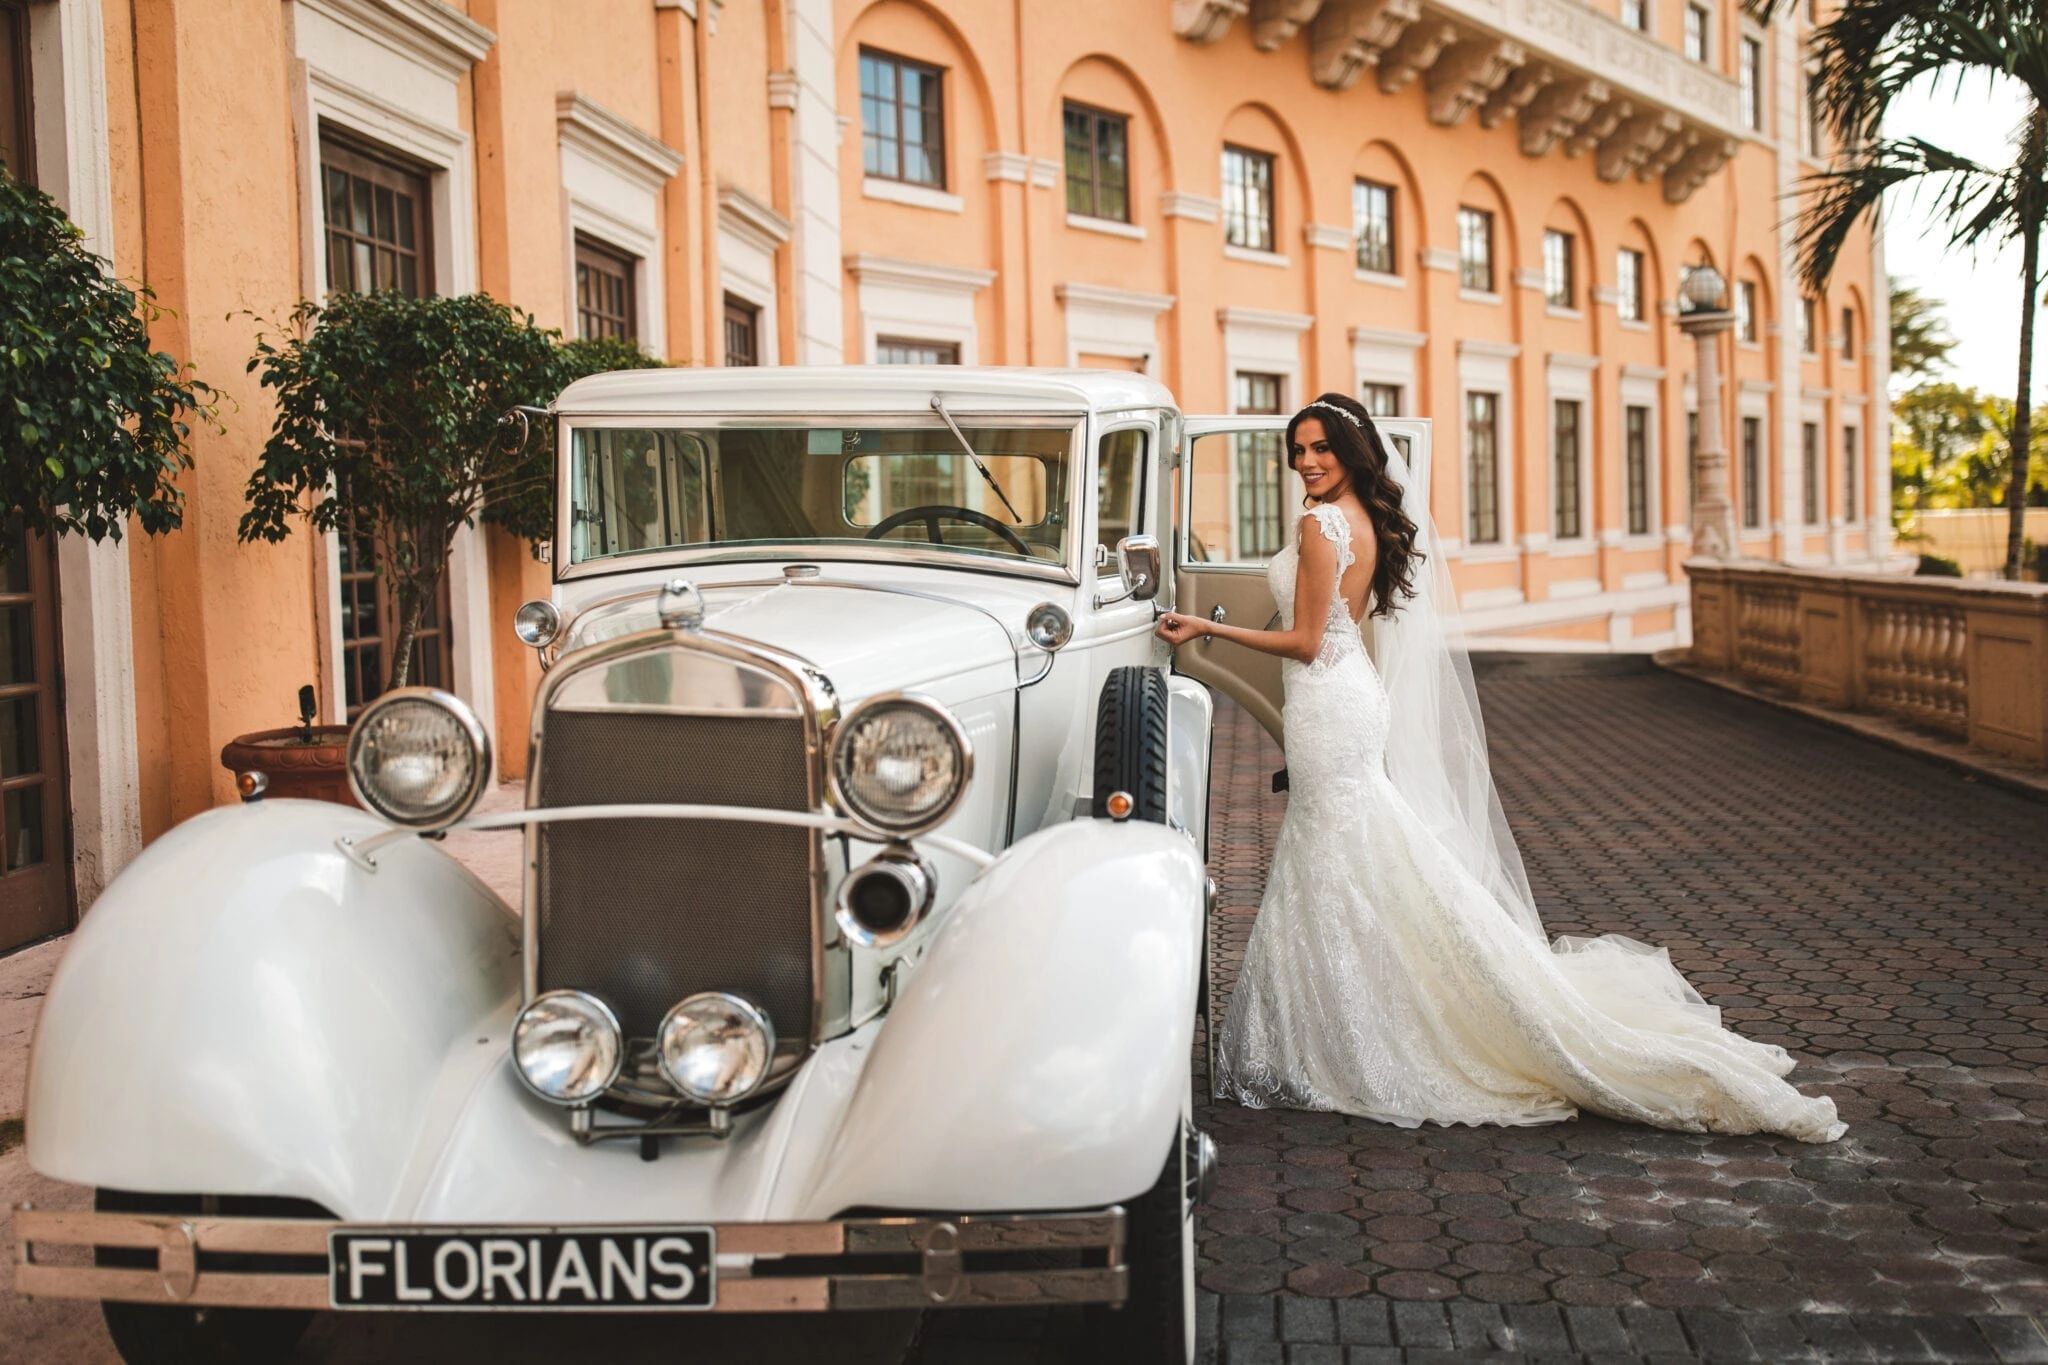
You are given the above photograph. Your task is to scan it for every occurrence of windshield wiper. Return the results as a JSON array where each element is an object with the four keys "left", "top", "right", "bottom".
[{"left": 930, "top": 396, "right": 1023, "bottom": 524}]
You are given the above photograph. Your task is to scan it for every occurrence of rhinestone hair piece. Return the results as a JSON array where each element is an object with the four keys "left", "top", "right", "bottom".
[{"left": 1305, "top": 399, "right": 1365, "bottom": 429}]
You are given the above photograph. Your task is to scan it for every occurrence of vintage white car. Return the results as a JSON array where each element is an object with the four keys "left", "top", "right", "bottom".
[{"left": 15, "top": 367, "right": 1431, "bottom": 1363}]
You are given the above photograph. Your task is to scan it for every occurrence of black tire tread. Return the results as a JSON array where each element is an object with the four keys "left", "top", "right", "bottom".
[
  {"left": 1082, "top": 1142, "right": 1190, "bottom": 1365},
  {"left": 1092, "top": 666, "right": 1169, "bottom": 823}
]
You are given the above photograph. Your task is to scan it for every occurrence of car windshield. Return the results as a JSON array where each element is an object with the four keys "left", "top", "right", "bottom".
[{"left": 567, "top": 422, "right": 1076, "bottom": 570}]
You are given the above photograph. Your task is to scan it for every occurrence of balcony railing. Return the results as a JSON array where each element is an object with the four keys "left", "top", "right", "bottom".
[{"left": 1687, "top": 561, "right": 2048, "bottom": 770}]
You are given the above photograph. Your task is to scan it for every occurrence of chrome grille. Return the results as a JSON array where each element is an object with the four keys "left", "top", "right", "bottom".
[{"left": 533, "top": 707, "right": 816, "bottom": 1044}]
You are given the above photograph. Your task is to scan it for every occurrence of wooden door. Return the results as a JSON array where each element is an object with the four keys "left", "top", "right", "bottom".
[{"left": 0, "top": 521, "right": 71, "bottom": 949}]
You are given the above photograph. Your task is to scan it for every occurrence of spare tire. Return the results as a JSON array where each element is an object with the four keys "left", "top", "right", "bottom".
[{"left": 1092, "top": 666, "right": 1169, "bottom": 823}]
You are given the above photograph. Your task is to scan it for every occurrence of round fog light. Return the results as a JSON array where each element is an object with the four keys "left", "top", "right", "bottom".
[
  {"left": 657, "top": 993, "right": 776, "bottom": 1106},
  {"left": 512, "top": 990, "right": 623, "bottom": 1105}
]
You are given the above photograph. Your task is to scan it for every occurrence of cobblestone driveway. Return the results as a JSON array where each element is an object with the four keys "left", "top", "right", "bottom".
[{"left": 1185, "top": 654, "right": 2048, "bottom": 1362}]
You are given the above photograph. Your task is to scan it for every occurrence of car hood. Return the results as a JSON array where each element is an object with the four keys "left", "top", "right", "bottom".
[{"left": 558, "top": 574, "right": 1030, "bottom": 704}]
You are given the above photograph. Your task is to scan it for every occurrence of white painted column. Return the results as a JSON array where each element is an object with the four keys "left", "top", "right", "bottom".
[{"left": 776, "top": 0, "right": 844, "bottom": 363}]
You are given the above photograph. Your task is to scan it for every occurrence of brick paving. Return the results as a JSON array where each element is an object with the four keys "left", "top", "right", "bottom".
[{"left": 1184, "top": 653, "right": 2048, "bottom": 1363}]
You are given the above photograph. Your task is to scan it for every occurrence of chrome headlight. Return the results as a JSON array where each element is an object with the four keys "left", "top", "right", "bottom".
[
  {"left": 512, "top": 990, "right": 623, "bottom": 1105},
  {"left": 829, "top": 693, "right": 972, "bottom": 837},
  {"left": 346, "top": 688, "right": 491, "bottom": 830},
  {"left": 514, "top": 598, "right": 561, "bottom": 649},
  {"left": 657, "top": 992, "right": 776, "bottom": 1106}
]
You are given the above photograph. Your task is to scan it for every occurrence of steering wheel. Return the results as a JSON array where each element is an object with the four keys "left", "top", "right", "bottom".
[{"left": 863, "top": 504, "right": 1032, "bottom": 557}]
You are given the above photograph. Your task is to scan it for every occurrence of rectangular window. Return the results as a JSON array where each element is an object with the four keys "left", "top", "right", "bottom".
[
  {"left": 1543, "top": 229, "right": 1575, "bottom": 309},
  {"left": 1362, "top": 382, "right": 1402, "bottom": 417},
  {"left": 1622, "top": 0, "right": 1648, "bottom": 30},
  {"left": 876, "top": 336, "right": 960, "bottom": 365},
  {"left": 574, "top": 235, "right": 637, "bottom": 342},
  {"left": 1553, "top": 399, "right": 1583, "bottom": 540},
  {"left": 1625, "top": 404, "right": 1652, "bottom": 536},
  {"left": 1353, "top": 178, "right": 1395, "bottom": 275},
  {"left": 0, "top": 0, "right": 31, "bottom": 181},
  {"left": 860, "top": 48, "right": 946, "bottom": 188},
  {"left": 1740, "top": 416, "right": 1762, "bottom": 529},
  {"left": 1686, "top": 411, "right": 1699, "bottom": 511},
  {"left": 1800, "top": 296, "right": 1817, "bottom": 354},
  {"left": 1233, "top": 371, "right": 1286, "bottom": 558},
  {"left": 1096, "top": 428, "right": 1148, "bottom": 564},
  {"left": 1735, "top": 279, "right": 1758, "bottom": 343},
  {"left": 1843, "top": 424, "right": 1859, "bottom": 519},
  {"left": 1458, "top": 207, "right": 1494, "bottom": 293},
  {"left": 1063, "top": 102, "right": 1129, "bottom": 222},
  {"left": 723, "top": 294, "right": 760, "bottom": 367},
  {"left": 1222, "top": 145, "right": 1275, "bottom": 252},
  {"left": 320, "top": 137, "right": 433, "bottom": 298},
  {"left": 1840, "top": 306, "right": 1855, "bottom": 360},
  {"left": 1741, "top": 36, "right": 1765, "bottom": 130},
  {"left": 1465, "top": 391, "right": 1500, "bottom": 544},
  {"left": 1616, "top": 248, "right": 1644, "bottom": 322},
  {"left": 1686, "top": 3, "right": 1711, "bottom": 63},
  {"left": 1801, "top": 421, "right": 1820, "bottom": 523}
]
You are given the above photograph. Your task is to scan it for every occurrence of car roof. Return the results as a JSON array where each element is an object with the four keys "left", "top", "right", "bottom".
[{"left": 551, "top": 364, "right": 1176, "bottom": 417}]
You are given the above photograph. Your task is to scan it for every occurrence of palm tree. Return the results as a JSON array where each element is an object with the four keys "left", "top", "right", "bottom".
[{"left": 1780, "top": 0, "right": 2048, "bottom": 579}]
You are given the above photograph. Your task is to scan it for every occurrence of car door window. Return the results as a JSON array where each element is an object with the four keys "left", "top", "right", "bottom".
[
  {"left": 1183, "top": 425, "right": 1298, "bottom": 567},
  {"left": 1095, "top": 427, "right": 1147, "bottom": 571}
]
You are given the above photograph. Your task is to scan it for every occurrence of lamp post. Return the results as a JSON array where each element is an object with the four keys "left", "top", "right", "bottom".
[{"left": 1676, "top": 264, "right": 1739, "bottom": 560}]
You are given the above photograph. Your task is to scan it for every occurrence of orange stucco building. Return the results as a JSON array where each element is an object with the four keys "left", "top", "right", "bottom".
[{"left": 0, "top": 0, "right": 1884, "bottom": 945}]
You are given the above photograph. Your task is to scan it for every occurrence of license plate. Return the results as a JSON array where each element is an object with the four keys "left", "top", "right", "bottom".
[{"left": 329, "top": 1227, "right": 715, "bottom": 1311}]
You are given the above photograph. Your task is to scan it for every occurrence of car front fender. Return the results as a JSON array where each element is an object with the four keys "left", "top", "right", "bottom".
[
  {"left": 25, "top": 799, "right": 518, "bottom": 1217},
  {"left": 804, "top": 818, "right": 1204, "bottom": 1215}
]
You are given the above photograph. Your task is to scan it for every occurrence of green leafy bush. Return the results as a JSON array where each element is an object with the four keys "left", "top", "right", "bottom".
[
  {"left": 241, "top": 292, "right": 659, "bottom": 690},
  {"left": 0, "top": 171, "right": 213, "bottom": 543}
]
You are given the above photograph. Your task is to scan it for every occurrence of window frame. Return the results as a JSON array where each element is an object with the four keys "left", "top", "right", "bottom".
[
  {"left": 573, "top": 233, "right": 638, "bottom": 343},
  {"left": 1542, "top": 228, "right": 1576, "bottom": 309},
  {"left": 1735, "top": 279, "right": 1759, "bottom": 343},
  {"left": 1231, "top": 370, "right": 1287, "bottom": 558},
  {"left": 1685, "top": 3, "right": 1711, "bottom": 63},
  {"left": 1458, "top": 206, "right": 1495, "bottom": 294},
  {"left": 1221, "top": 143, "right": 1277, "bottom": 253},
  {"left": 860, "top": 47, "right": 948, "bottom": 190},
  {"left": 1840, "top": 306, "right": 1855, "bottom": 360},
  {"left": 1740, "top": 414, "right": 1763, "bottom": 529},
  {"left": 1621, "top": 0, "right": 1649, "bottom": 30},
  {"left": 1465, "top": 390, "right": 1502, "bottom": 545},
  {"left": 319, "top": 134, "right": 434, "bottom": 299},
  {"left": 1801, "top": 420, "right": 1821, "bottom": 524},
  {"left": 1361, "top": 382, "right": 1402, "bottom": 417},
  {"left": 1740, "top": 35, "right": 1766, "bottom": 130},
  {"left": 1616, "top": 247, "right": 1645, "bottom": 323},
  {"left": 1624, "top": 403, "right": 1653, "bottom": 537},
  {"left": 1063, "top": 100, "right": 1131, "bottom": 223},
  {"left": 723, "top": 293, "right": 761, "bottom": 367},
  {"left": 1552, "top": 398, "right": 1584, "bottom": 541},
  {"left": 1352, "top": 177, "right": 1396, "bottom": 276},
  {"left": 1843, "top": 422, "right": 1860, "bottom": 520},
  {"left": 1800, "top": 296, "right": 1817, "bottom": 354},
  {"left": 1093, "top": 424, "right": 1150, "bottom": 573}
]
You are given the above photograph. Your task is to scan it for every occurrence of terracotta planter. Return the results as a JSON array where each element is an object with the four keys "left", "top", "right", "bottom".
[{"left": 219, "top": 726, "right": 359, "bottom": 806}]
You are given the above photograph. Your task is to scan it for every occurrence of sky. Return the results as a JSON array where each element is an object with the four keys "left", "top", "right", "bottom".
[{"left": 1876, "top": 71, "right": 2041, "bottom": 399}]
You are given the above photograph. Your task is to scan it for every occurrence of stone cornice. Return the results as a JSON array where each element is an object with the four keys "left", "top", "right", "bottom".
[
  {"left": 718, "top": 185, "right": 791, "bottom": 251},
  {"left": 301, "top": 0, "right": 495, "bottom": 79},
  {"left": 1056, "top": 282, "right": 1177, "bottom": 315},
  {"left": 557, "top": 93, "right": 686, "bottom": 187}
]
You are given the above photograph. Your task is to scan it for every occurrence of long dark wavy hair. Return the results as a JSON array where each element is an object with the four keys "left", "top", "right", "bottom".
[{"left": 1285, "top": 392, "right": 1422, "bottom": 619}]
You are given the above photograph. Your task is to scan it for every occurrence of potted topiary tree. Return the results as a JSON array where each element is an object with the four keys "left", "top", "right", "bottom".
[
  {"left": 228, "top": 291, "right": 658, "bottom": 800},
  {"left": 0, "top": 169, "right": 213, "bottom": 557}
]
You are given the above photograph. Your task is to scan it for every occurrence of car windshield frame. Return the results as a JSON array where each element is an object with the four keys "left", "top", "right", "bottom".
[{"left": 553, "top": 411, "right": 1089, "bottom": 586}]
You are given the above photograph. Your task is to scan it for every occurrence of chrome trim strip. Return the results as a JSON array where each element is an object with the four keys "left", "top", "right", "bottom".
[{"left": 15, "top": 1205, "right": 1128, "bottom": 1314}]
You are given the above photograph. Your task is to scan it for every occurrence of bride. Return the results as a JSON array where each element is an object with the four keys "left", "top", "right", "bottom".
[{"left": 1155, "top": 392, "right": 1843, "bottom": 1143}]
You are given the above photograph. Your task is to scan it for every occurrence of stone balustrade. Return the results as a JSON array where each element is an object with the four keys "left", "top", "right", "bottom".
[{"left": 1687, "top": 560, "right": 2048, "bottom": 769}]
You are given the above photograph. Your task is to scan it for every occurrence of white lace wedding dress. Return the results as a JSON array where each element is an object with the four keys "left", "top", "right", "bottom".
[{"left": 1215, "top": 504, "right": 1844, "bottom": 1143}]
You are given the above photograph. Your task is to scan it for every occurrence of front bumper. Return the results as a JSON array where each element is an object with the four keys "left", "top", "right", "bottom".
[{"left": 13, "top": 1203, "right": 1125, "bottom": 1313}]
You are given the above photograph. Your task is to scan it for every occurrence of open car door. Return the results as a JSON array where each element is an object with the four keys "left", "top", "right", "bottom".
[{"left": 1172, "top": 414, "right": 1432, "bottom": 750}]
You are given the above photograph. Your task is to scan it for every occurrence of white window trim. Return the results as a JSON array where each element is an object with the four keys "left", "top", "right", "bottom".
[
  {"left": 1223, "top": 243, "right": 1291, "bottom": 268},
  {"left": 1059, "top": 282, "right": 1175, "bottom": 377},
  {"left": 291, "top": 0, "right": 498, "bottom": 746},
  {"left": 719, "top": 186, "right": 791, "bottom": 366},
  {"left": 862, "top": 176, "right": 964, "bottom": 214},
  {"left": 33, "top": 0, "right": 143, "bottom": 902},
  {"left": 557, "top": 92, "right": 683, "bottom": 356},
  {"left": 847, "top": 254, "right": 995, "bottom": 363},
  {"left": 1066, "top": 212, "right": 1146, "bottom": 241},
  {"left": 1350, "top": 326, "right": 1424, "bottom": 421},
  {"left": 1457, "top": 341, "right": 1518, "bottom": 560},
  {"left": 1546, "top": 354, "right": 1597, "bottom": 552},
  {"left": 1617, "top": 370, "right": 1664, "bottom": 549}
]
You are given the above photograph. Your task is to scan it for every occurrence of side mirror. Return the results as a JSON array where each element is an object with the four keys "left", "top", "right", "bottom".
[{"left": 1094, "top": 534, "right": 1160, "bottom": 609}]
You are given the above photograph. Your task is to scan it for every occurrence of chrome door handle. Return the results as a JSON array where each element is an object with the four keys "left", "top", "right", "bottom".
[{"left": 1209, "top": 605, "right": 1227, "bottom": 623}]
